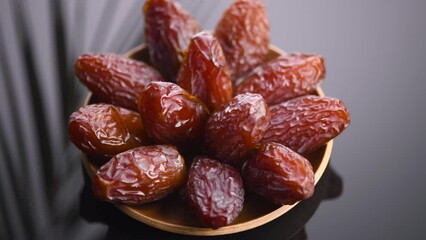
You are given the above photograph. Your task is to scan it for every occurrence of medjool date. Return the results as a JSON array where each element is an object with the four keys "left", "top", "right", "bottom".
[
  {"left": 242, "top": 142, "right": 314, "bottom": 205},
  {"left": 185, "top": 156, "right": 244, "bottom": 229},
  {"left": 92, "top": 145, "right": 186, "bottom": 205}
]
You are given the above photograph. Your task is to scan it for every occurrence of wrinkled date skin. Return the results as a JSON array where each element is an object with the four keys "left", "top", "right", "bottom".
[
  {"left": 235, "top": 53, "right": 326, "bottom": 105},
  {"left": 205, "top": 93, "right": 270, "bottom": 168},
  {"left": 68, "top": 104, "right": 147, "bottom": 162},
  {"left": 176, "top": 31, "right": 233, "bottom": 112},
  {"left": 144, "top": 0, "right": 200, "bottom": 82},
  {"left": 242, "top": 142, "right": 315, "bottom": 205},
  {"left": 92, "top": 145, "right": 186, "bottom": 205},
  {"left": 138, "top": 82, "right": 209, "bottom": 146},
  {"left": 215, "top": 0, "right": 270, "bottom": 80},
  {"left": 262, "top": 95, "right": 350, "bottom": 154},
  {"left": 185, "top": 156, "right": 244, "bottom": 229},
  {"left": 75, "top": 53, "right": 164, "bottom": 111}
]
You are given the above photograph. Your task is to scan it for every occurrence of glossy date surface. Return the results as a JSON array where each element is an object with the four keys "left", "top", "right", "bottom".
[
  {"left": 176, "top": 31, "right": 233, "bottom": 112},
  {"left": 215, "top": 0, "right": 270, "bottom": 80},
  {"left": 144, "top": 0, "right": 200, "bottom": 81},
  {"left": 68, "top": 103, "right": 146, "bottom": 162},
  {"left": 205, "top": 93, "right": 270, "bottom": 168},
  {"left": 235, "top": 53, "right": 325, "bottom": 105},
  {"left": 185, "top": 156, "right": 244, "bottom": 229},
  {"left": 75, "top": 53, "right": 164, "bottom": 111},
  {"left": 262, "top": 95, "right": 350, "bottom": 154},
  {"left": 92, "top": 145, "right": 186, "bottom": 205},
  {"left": 138, "top": 82, "right": 209, "bottom": 146},
  {"left": 242, "top": 142, "right": 315, "bottom": 205}
]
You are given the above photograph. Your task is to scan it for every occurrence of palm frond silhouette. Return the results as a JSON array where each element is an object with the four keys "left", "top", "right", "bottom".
[{"left": 0, "top": 1, "right": 232, "bottom": 239}]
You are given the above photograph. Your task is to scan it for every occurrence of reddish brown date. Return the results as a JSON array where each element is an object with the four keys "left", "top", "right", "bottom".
[
  {"left": 92, "top": 145, "right": 186, "bottom": 205},
  {"left": 185, "top": 156, "right": 244, "bottom": 229},
  {"left": 205, "top": 93, "right": 270, "bottom": 168},
  {"left": 138, "top": 82, "right": 209, "bottom": 146},
  {"left": 75, "top": 53, "right": 164, "bottom": 111},
  {"left": 262, "top": 95, "right": 350, "bottom": 154},
  {"left": 68, "top": 104, "right": 147, "bottom": 162},
  {"left": 143, "top": 0, "right": 200, "bottom": 82},
  {"left": 242, "top": 142, "right": 315, "bottom": 205},
  {"left": 176, "top": 31, "right": 233, "bottom": 112},
  {"left": 235, "top": 53, "right": 326, "bottom": 105},
  {"left": 215, "top": 0, "right": 270, "bottom": 80}
]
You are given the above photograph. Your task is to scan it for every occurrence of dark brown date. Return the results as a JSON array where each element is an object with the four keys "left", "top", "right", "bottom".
[
  {"left": 92, "top": 145, "right": 186, "bottom": 205},
  {"left": 176, "top": 31, "right": 233, "bottom": 112},
  {"left": 138, "top": 82, "right": 209, "bottom": 146},
  {"left": 242, "top": 142, "right": 315, "bottom": 205},
  {"left": 215, "top": 0, "right": 270, "bottom": 80},
  {"left": 185, "top": 156, "right": 244, "bottom": 229},
  {"left": 143, "top": 0, "right": 200, "bottom": 81},
  {"left": 75, "top": 53, "right": 164, "bottom": 111},
  {"left": 205, "top": 93, "right": 270, "bottom": 168},
  {"left": 262, "top": 95, "right": 350, "bottom": 154},
  {"left": 235, "top": 53, "right": 326, "bottom": 105},
  {"left": 68, "top": 104, "right": 147, "bottom": 162}
]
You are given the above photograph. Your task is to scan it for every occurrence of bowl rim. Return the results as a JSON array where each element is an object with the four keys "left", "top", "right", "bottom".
[{"left": 80, "top": 44, "right": 333, "bottom": 236}]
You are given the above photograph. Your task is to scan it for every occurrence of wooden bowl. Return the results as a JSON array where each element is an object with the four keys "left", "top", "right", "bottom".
[{"left": 81, "top": 44, "right": 333, "bottom": 236}]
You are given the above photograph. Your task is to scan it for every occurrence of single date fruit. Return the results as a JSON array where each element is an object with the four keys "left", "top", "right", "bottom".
[
  {"left": 185, "top": 156, "right": 244, "bottom": 229},
  {"left": 205, "top": 93, "right": 270, "bottom": 168},
  {"left": 235, "top": 53, "right": 325, "bottom": 105},
  {"left": 92, "top": 145, "right": 186, "bottom": 205},
  {"left": 68, "top": 104, "right": 147, "bottom": 162},
  {"left": 262, "top": 95, "right": 350, "bottom": 154},
  {"left": 144, "top": 0, "right": 200, "bottom": 81},
  {"left": 138, "top": 82, "right": 209, "bottom": 146},
  {"left": 176, "top": 31, "right": 233, "bottom": 112},
  {"left": 215, "top": 0, "right": 270, "bottom": 80},
  {"left": 242, "top": 142, "right": 315, "bottom": 205},
  {"left": 75, "top": 53, "right": 164, "bottom": 111}
]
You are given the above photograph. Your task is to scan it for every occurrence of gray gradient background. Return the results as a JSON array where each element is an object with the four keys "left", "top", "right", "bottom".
[
  {"left": 1, "top": 0, "right": 425, "bottom": 239},
  {"left": 261, "top": 1, "right": 426, "bottom": 239}
]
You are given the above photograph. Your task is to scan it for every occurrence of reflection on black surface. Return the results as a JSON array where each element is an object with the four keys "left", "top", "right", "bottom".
[
  {"left": 80, "top": 165, "right": 342, "bottom": 240},
  {"left": 288, "top": 166, "right": 343, "bottom": 240}
]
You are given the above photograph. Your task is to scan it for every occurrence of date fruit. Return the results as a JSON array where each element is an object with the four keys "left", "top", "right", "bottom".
[
  {"left": 242, "top": 142, "right": 315, "bottom": 205},
  {"left": 235, "top": 53, "right": 326, "bottom": 105},
  {"left": 176, "top": 31, "right": 233, "bottom": 112},
  {"left": 68, "top": 103, "right": 146, "bottom": 162},
  {"left": 185, "top": 156, "right": 244, "bottom": 229},
  {"left": 205, "top": 93, "right": 270, "bottom": 168},
  {"left": 138, "top": 82, "right": 209, "bottom": 146},
  {"left": 144, "top": 0, "right": 200, "bottom": 81},
  {"left": 75, "top": 53, "right": 164, "bottom": 111},
  {"left": 262, "top": 95, "right": 350, "bottom": 154},
  {"left": 92, "top": 145, "right": 186, "bottom": 205},
  {"left": 215, "top": 0, "right": 270, "bottom": 80}
]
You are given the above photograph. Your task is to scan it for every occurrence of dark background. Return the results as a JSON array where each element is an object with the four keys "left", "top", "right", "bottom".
[{"left": 1, "top": 0, "right": 425, "bottom": 239}]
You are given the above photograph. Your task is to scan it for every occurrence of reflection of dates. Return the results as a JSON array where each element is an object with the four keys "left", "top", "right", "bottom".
[
  {"left": 262, "top": 95, "right": 350, "bottom": 154},
  {"left": 138, "top": 82, "right": 209, "bottom": 146},
  {"left": 68, "top": 104, "right": 146, "bottom": 162},
  {"left": 75, "top": 53, "right": 164, "bottom": 111},
  {"left": 235, "top": 53, "right": 325, "bottom": 105},
  {"left": 144, "top": 0, "right": 200, "bottom": 82},
  {"left": 242, "top": 142, "right": 315, "bottom": 205},
  {"left": 215, "top": 0, "right": 270, "bottom": 80},
  {"left": 177, "top": 31, "right": 233, "bottom": 112},
  {"left": 205, "top": 93, "right": 270, "bottom": 168},
  {"left": 185, "top": 156, "right": 244, "bottom": 229},
  {"left": 92, "top": 145, "right": 186, "bottom": 205}
]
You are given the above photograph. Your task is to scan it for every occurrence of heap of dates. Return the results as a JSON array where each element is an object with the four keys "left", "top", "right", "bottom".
[{"left": 69, "top": 0, "right": 350, "bottom": 229}]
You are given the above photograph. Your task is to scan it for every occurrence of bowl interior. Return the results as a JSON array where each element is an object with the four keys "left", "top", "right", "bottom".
[{"left": 81, "top": 44, "right": 332, "bottom": 236}]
